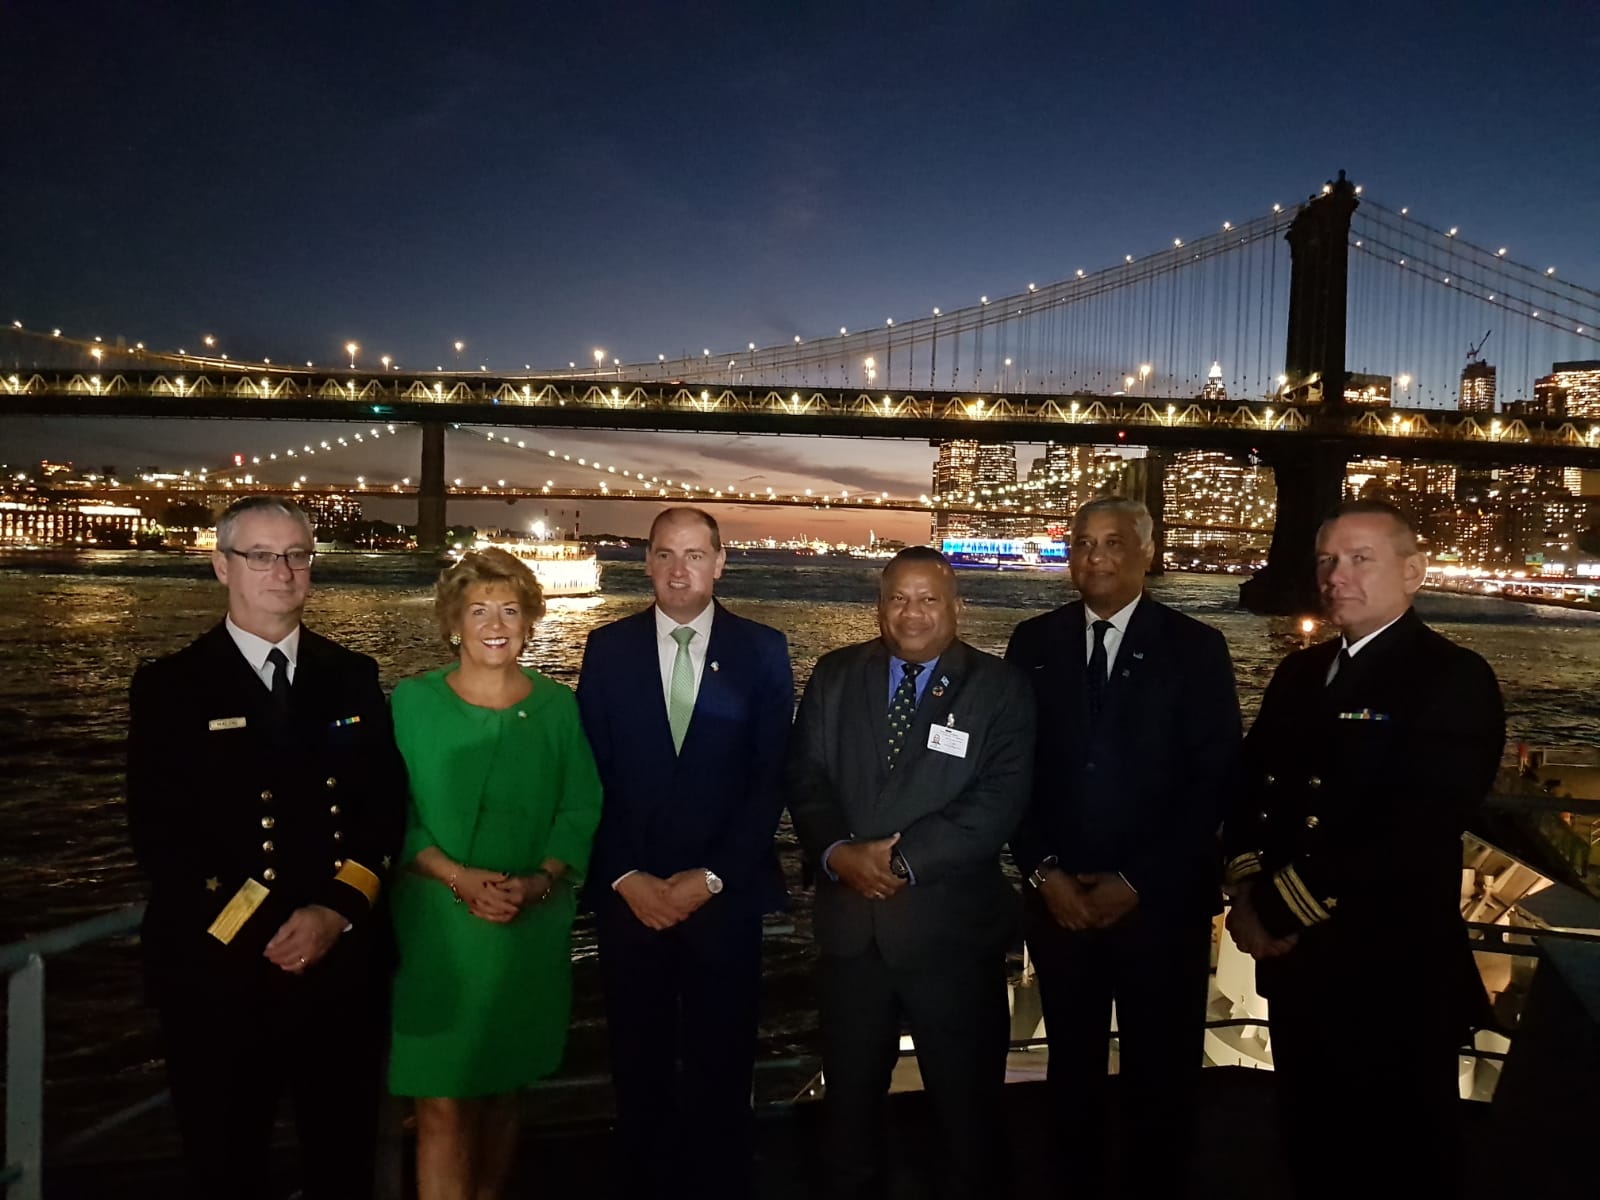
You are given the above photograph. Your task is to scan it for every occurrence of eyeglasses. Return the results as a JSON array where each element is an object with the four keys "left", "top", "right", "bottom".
[{"left": 225, "top": 547, "right": 315, "bottom": 571}]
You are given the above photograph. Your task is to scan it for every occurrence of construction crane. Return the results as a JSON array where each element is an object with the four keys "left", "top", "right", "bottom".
[{"left": 1466, "top": 329, "right": 1493, "bottom": 363}]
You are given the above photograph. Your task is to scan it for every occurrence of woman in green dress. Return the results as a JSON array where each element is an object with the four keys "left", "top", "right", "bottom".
[{"left": 388, "top": 547, "right": 602, "bottom": 1199}]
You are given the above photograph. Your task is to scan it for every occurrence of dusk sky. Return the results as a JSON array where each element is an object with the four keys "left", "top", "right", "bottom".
[{"left": 7, "top": 1, "right": 1600, "bottom": 541}]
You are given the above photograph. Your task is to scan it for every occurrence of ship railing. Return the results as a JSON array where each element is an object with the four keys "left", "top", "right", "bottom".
[{"left": 4, "top": 870, "right": 1598, "bottom": 1195}]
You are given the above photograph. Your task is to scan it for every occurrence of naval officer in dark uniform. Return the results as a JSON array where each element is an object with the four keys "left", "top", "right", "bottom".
[
  {"left": 127, "top": 496, "right": 407, "bottom": 1199},
  {"left": 1223, "top": 499, "right": 1504, "bottom": 1199}
]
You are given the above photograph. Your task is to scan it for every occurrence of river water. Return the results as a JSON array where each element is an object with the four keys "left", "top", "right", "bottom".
[{"left": 1, "top": 550, "right": 1597, "bottom": 1148}]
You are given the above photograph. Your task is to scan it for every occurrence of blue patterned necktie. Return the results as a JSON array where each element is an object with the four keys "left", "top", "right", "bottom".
[{"left": 886, "top": 662, "right": 924, "bottom": 771}]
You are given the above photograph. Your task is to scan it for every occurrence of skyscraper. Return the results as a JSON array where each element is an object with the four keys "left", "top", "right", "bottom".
[
  {"left": 1536, "top": 361, "right": 1600, "bottom": 418},
  {"left": 1201, "top": 361, "right": 1228, "bottom": 401},
  {"left": 930, "top": 439, "right": 980, "bottom": 541},
  {"left": 1459, "top": 360, "right": 1497, "bottom": 413}
]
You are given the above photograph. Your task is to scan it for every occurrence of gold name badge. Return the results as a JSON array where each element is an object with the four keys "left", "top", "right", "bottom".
[
  {"left": 206, "top": 878, "right": 271, "bottom": 944},
  {"left": 208, "top": 717, "right": 247, "bottom": 731}
]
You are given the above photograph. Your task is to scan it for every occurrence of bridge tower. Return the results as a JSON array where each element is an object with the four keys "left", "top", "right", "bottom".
[
  {"left": 1239, "top": 171, "right": 1359, "bottom": 615},
  {"left": 417, "top": 422, "right": 447, "bottom": 551}
]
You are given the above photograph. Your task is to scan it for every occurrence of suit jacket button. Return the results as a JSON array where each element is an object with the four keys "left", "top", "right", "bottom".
[
  {"left": 263, "top": 868, "right": 277, "bottom": 882},
  {"left": 1304, "top": 815, "right": 1320, "bottom": 829},
  {"left": 1307, "top": 776, "right": 1322, "bottom": 789},
  {"left": 262, "top": 840, "right": 275, "bottom": 853},
  {"left": 261, "top": 816, "right": 275, "bottom": 830},
  {"left": 260, "top": 789, "right": 273, "bottom": 802},
  {"left": 325, "top": 777, "right": 337, "bottom": 789}
]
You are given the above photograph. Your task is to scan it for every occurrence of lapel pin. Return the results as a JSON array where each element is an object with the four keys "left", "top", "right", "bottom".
[
  {"left": 946, "top": 712, "right": 956, "bottom": 727},
  {"left": 1131, "top": 651, "right": 1144, "bottom": 661},
  {"left": 710, "top": 661, "right": 719, "bottom": 672},
  {"left": 931, "top": 684, "right": 945, "bottom": 697},
  {"left": 1121, "top": 668, "right": 1131, "bottom": 678}
]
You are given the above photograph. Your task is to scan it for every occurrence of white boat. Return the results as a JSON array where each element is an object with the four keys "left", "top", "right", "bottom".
[{"left": 464, "top": 537, "right": 603, "bottom": 598}]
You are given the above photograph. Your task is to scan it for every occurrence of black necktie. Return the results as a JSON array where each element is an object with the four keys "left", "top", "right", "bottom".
[
  {"left": 266, "top": 647, "right": 292, "bottom": 711},
  {"left": 1327, "top": 646, "right": 1351, "bottom": 687},
  {"left": 1086, "top": 620, "right": 1112, "bottom": 720},
  {"left": 886, "top": 662, "right": 924, "bottom": 771}
]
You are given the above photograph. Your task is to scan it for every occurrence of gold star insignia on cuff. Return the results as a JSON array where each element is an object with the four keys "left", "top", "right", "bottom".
[
  {"left": 205, "top": 877, "right": 220, "bottom": 892},
  {"left": 381, "top": 855, "right": 392, "bottom": 870}
]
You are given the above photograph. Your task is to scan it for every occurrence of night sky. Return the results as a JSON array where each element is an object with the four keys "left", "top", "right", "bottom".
[{"left": 7, "top": 1, "right": 1600, "bottom": 541}]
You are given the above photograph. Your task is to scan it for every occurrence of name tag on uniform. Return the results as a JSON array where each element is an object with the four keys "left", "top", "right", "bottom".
[
  {"left": 208, "top": 716, "right": 247, "bottom": 731},
  {"left": 927, "top": 725, "right": 969, "bottom": 758}
]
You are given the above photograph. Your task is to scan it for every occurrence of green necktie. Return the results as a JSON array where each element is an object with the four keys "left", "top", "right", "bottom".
[{"left": 668, "top": 625, "right": 697, "bottom": 753}]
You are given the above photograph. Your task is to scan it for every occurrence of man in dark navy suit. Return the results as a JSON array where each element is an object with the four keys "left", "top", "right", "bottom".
[
  {"left": 577, "top": 506, "right": 793, "bottom": 1199},
  {"left": 126, "top": 496, "right": 406, "bottom": 1199},
  {"left": 1223, "top": 499, "right": 1504, "bottom": 1198},
  {"left": 1006, "top": 496, "right": 1240, "bottom": 1198}
]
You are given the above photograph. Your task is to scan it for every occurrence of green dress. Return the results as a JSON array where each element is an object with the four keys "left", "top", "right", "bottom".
[{"left": 387, "top": 665, "right": 602, "bottom": 1098}]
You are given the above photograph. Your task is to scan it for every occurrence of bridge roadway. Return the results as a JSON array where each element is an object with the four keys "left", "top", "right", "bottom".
[{"left": 7, "top": 368, "right": 1600, "bottom": 468}]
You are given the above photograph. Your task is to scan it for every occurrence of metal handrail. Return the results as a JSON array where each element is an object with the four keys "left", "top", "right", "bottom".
[{"left": 3, "top": 904, "right": 146, "bottom": 1200}]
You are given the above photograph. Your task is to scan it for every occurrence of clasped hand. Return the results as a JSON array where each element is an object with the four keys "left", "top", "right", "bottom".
[
  {"left": 264, "top": 904, "right": 346, "bottom": 974},
  {"left": 1038, "top": 870, "right": 1138, "bottom": 931},
  {"left": 1224, "top": 885, "right": 1299, "bottom": 960},
  {"left": 454, "top": 865, "right": 553, "bottom": 924},
  {"left": 617, "top": 869, "right": 715, "bottom": 931},
  {"left": 830, "top": 834, "right": 905, "bottom": 902}
]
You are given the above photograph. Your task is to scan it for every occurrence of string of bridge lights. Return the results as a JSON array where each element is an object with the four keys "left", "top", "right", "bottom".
[{"left": 6, "top": 181, "right": 1596, "bottom": 388}]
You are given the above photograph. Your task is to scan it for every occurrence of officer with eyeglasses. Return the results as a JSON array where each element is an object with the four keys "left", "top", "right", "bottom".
[{"left": 127, "top": 494, "right": 407, "bottom": 1199}]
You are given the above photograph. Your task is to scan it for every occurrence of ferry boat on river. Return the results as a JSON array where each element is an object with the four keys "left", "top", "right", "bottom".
[{"left": 456, "top": 536, "right": 603, "bottom": 597}]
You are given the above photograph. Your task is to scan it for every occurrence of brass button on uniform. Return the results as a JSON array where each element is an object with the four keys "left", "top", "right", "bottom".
[
  {"left": 260, "top": 789, "right": 273, "bottom": 802},
  {"left": 262, "top": 840, "right": 275, "bottom": 853},
  {"left": 261, "top": 816, "right": 275, "bottom": 830},
  {"left": 329, "top": 804, "right": 341, "bottom": 816},
  {"left": 1304, "top": 815, "right": 1321, "bottom": 829},
  {"left": 263, "top": 868, "right": 277, "bottom": 882},
  {"left": 325, "top": 777, "right": 337, "bottom": 789},
  {"left": 332, "top": 830, "right": 343, "bottom": 842},
  {"left": 1307, "top": 776, "right": 1322, "bottom": 789},
  {"left": 334, "top": 859, "right": 344, "bottom": 870},
  {"left": 1257, "top": 810, "right": 1269, "bottom": 822},
  {"left": 1264, "top": 774, "right": 1276, "bottom": 786}
]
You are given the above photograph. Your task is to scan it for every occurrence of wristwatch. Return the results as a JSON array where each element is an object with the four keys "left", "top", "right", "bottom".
[
  {"left": 703, "top": 869, "right": 724, "bottom": 895},
  {"left": 889, "top": 850, "right": 911, "bottom": 880},
  {"left": 1027, "top": 855, "right": 1060, "bottom": 890}
]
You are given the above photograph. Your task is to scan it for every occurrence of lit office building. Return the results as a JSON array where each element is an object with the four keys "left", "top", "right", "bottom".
[
  {"left": 1166, "top": 449, "right": 1276, "bottom": 557},
  {"left": 0, "top": 499, "right": 156, "bottom": 547},
  {"left": 1343, "top": 373, "right": 1392, "bottom": 405},
  {"left": 930, "top": 439, "right": 980, "bottom": 540},
  {"left": 1201, "top": 361, "right": 1228, "bottom": 401},
  {"left": 1538, "top": 361, "right": 1600, "bottom": 418},
  {"left": 1459, "top": 361, "right": 1497, "bottom": 413}
]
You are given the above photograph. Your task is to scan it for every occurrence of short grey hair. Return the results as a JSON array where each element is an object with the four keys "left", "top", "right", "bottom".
[
  {"left": 215, "top": 496, "right": 314, "bottom": 551},
  {"left": 1071, "top": 495, "right": 1154, "bottom": 549}
]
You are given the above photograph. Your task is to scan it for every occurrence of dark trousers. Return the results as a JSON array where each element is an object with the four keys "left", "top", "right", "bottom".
[
  {"left": 1024, "top": 899, "right": 1212, "bottom": 1199},
  {"left": 1268, "top": 973, "right": 1465, "bottom": 1200},
  {"left": 817, "top": 942, "right": 1010, "bottom": 1200},
  {"left": 598, "top": 901, "right": 764, "bottom": 1200},
  {"left": 156, "top": 963, "right": 385, "bottom": 1200}
]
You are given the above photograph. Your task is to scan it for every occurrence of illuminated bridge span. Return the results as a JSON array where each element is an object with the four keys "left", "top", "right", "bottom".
[{"left": 8, "top": 171, "right": 1600, "bottom": 609}]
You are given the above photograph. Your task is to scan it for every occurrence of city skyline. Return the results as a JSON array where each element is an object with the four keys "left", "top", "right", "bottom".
[{"left": 8, "top": 1, "right": 1600, "bottom": 541}]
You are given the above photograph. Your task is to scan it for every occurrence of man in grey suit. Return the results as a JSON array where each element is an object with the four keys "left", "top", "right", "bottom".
[{"left": 789, "top": 546, "right": 1035, "bottom": 1199}]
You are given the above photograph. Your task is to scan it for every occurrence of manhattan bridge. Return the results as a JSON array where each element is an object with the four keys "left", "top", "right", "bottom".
[{"left": 5, "top": 171, "right": 1600, "bottom": 613}]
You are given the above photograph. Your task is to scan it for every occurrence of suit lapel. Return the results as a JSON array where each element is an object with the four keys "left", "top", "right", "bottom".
[
  {"left": 877, "top": 639, "right": 971, "bottom": 804},
  {"left": 200, "top": 622, "right": 284, "bottom": 738},
  {"left": 629, "top": 608, "right": 678, "bottom": 761},
  {"left": 1098, "top": 595, "right": 1156, "bottom": 720},
  {"left": 680, "top": 603, "right": 732, "bottom": 757},
  {"left": 855, "top": 641, "right": 893, "bottom": 793}
]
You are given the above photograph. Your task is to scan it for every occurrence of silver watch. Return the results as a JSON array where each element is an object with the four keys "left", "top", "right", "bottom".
[
  {"left": 1027, "top": 855, "right": 1060, "bottom": 890},
  {"left": 703, "top": 869, "right": 724, "bottom": 895}
]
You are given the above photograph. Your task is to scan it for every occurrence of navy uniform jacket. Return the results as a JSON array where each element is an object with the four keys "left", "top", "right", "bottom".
[
  {"left": 788, "top": 637, "right": 1035, "bottom": 968},
  {"left": 127, "top": 622, "right": 407, "bottom": 994},
  {"left": 1223, "top": 608, "right": 1505, "bottom": 1025},
  {"left": 577, "top": 601, "right": 794, "bottom": 921},
  {"left": 1005, "top": 597, "right": 1240, "bottom": 918}
]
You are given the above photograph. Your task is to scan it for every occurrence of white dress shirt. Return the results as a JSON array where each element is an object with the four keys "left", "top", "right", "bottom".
[
  {"left": 225, "top": 616, "right": 301, "bottom": 690},
  {"left": 1083, "top": 594, "right": 1141, "bottom": 678},
  {"left": 1326, "top": 611, "right": 1406, "bottom": 684},
  {"left": 654, "top": 601, "right": 715, "bottom": 709}
]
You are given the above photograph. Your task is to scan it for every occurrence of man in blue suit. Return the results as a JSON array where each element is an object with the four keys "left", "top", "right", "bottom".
[
  {"left": 577, "top": 506, "right": 793, "bottom": 1200},
  {"left": 1006, "top": 496, "right": 1240, "bottom": 1198}
]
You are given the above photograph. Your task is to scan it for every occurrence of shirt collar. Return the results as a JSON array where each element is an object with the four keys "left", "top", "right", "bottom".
[
  {"left": 1341, "top": 610, "right": 1406, "bottom": 659},
  {"left": 225, "top": 615, "right": 301, "bottom": 671},
  {"left": 888, "top": 652, "right": 940, "bottom": 677},
  {"left": 1085, "top": 592, "right": 1141, "bottom": 633},
  {"left": 654, "top": 601, "right": 715, "bottom": 643}
]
